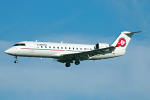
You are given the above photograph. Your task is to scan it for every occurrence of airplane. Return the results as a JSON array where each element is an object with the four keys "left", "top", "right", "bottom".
[{"left": 5, "top": 31, "right": 143, "bottom": 67}]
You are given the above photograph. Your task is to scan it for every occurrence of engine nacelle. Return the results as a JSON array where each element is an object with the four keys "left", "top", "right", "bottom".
[{"left": 95, "top": 43, "right": 109, "bottom": 49}]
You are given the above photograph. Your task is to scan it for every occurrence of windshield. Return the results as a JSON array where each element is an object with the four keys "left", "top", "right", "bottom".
[{"left": 13, "top": 43, "right": 26, "bottom": 46}]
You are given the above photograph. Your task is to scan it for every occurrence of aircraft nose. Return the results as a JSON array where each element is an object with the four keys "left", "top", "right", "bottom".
[
  {"left": 5, "top": 49, "right": 10, "bottom": 54},
  {"left": 5, "top": 47, "right": 17, "bottom": 55}
]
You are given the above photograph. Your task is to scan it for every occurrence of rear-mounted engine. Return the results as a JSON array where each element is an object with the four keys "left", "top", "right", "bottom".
[{"left": 95, "top": 43, "right": 109, "bottom": 49}]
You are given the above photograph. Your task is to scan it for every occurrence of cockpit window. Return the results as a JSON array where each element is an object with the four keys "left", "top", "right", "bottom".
[{"left": 13, "top": 43, "right": 26, "bottom": 46}]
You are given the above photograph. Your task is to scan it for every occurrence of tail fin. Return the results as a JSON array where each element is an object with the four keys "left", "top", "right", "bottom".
[{"left": 111, "top": 31, "right": 143, "bottom": 50}]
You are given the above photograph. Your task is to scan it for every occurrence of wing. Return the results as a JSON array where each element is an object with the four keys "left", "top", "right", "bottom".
[{"left": 56, "top": 46, "right": 115, "bottom": 63}]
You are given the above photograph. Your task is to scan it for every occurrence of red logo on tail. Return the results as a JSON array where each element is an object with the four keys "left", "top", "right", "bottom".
[{"left": 115, "top": 38, "right": 126, "bottom": 47}]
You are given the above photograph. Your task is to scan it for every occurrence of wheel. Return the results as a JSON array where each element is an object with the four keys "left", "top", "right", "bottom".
[
  {"left": 14, "top": 60, "right": 18, "bottom": 63},
  {"left": 75, "top": 61, "right": 80, "bottom": 65},
  {"left": 65, "top": 63, "right": 70, "bottom": 67}
]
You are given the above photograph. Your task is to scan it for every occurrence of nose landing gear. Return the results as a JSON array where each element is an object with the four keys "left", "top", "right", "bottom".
[
  {"left": 14, "top": 60, "right": 18, "bottom": 63},
  {"left": 14, "top": 56, "right": 18, "bottom": 63}
]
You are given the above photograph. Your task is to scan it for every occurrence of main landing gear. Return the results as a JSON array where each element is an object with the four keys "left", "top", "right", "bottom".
[
  {"left": 75, "top": 60, "right": 80, "bottom": 65},
  {"left": 65, "top": 60, "right": 80, "bottom": 67},
  {"left": 65, "top": 62, "right": 71, "bottom": 67},
  {"left": 14, "top": 56, "right": 18, "bottom": 63}
]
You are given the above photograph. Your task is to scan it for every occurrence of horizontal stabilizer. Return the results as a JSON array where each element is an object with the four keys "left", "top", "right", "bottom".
[{"left": 125, "top": 31, "right": 145, "bottom": 35}]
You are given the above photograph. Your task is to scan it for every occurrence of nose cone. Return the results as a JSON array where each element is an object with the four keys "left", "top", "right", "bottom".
[
  {"left": 5, "top": 48, "right": 15, "bottom": 55},
  {"left": 5, "top": 49, "right": 10, "bottom": 54},
  {"left": 5, "top": 47, "right": 18, "bottom": 55}
]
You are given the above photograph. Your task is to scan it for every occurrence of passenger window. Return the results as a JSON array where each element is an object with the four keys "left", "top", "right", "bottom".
[
  {"left": 76, "top": 48, "right": 78, "bottom": 50},
  {"left": 80, "top": 48, "right": 82, "bottom": 50},
  {"left": 53, "top": 46, "right": 55, "bottom": 49},
  {"left": 41, "top": 46, "right": 43, "bottom": 48},
  {"left": 49, "top": 46, "right": 51, "bottom": 48},
  {"left": 69, "top": 47, "right": 70, "bottom": 49},
  {"left": 65, "top": 47, "right": 67, "bottom": 49},
  {"left": 57, "top": 47, "right": 59, "bottom": 49},
  {"left": 45, "top": 46, "right": 47, "bottom": 48},
  {"left": 61, "top": 47, "right": 63, "bottom": 49}
]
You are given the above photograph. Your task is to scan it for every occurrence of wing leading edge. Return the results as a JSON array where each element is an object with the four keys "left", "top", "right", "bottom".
[{"left": 57, "top": 46, "right": 115, "bottom": 63}]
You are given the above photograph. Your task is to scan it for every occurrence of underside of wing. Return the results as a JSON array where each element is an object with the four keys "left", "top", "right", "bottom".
[{"left": 56, "top": 46, "right": 115, "bottom": 63}]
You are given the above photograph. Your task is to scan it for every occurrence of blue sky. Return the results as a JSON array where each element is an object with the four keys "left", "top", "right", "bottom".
[{"left": 0, "top": 0, "right": 150, "bottom": 100}]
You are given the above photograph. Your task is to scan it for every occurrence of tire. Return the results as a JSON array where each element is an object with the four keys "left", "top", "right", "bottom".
[
  {"left": 75, "top": 61, "right": 80, "bottom": 65},
  {"left": 65, "top": 63, "right": 70, "bottom": 67},
  {"left": 14, "top": 60, "right": 18, "bottom": 63}
]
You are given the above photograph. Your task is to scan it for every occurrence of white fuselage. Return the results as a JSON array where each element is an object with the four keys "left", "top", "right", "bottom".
[{"left": 5, "top": 41, "right": 125, "bottom": 60}]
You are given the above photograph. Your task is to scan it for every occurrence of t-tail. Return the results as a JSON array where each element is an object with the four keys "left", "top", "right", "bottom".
[{"left": 111, "top": 31, "right": 144, "bottom": 55}]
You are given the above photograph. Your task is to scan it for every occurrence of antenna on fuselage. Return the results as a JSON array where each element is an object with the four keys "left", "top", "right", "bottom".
[{"left": 61, "top": 41, "right": 63, "bottom": 43}]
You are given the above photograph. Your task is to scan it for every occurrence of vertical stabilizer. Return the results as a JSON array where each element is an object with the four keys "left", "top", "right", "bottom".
[{"left": 111, "top": 31, "right": 143, "bottom": 50}]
